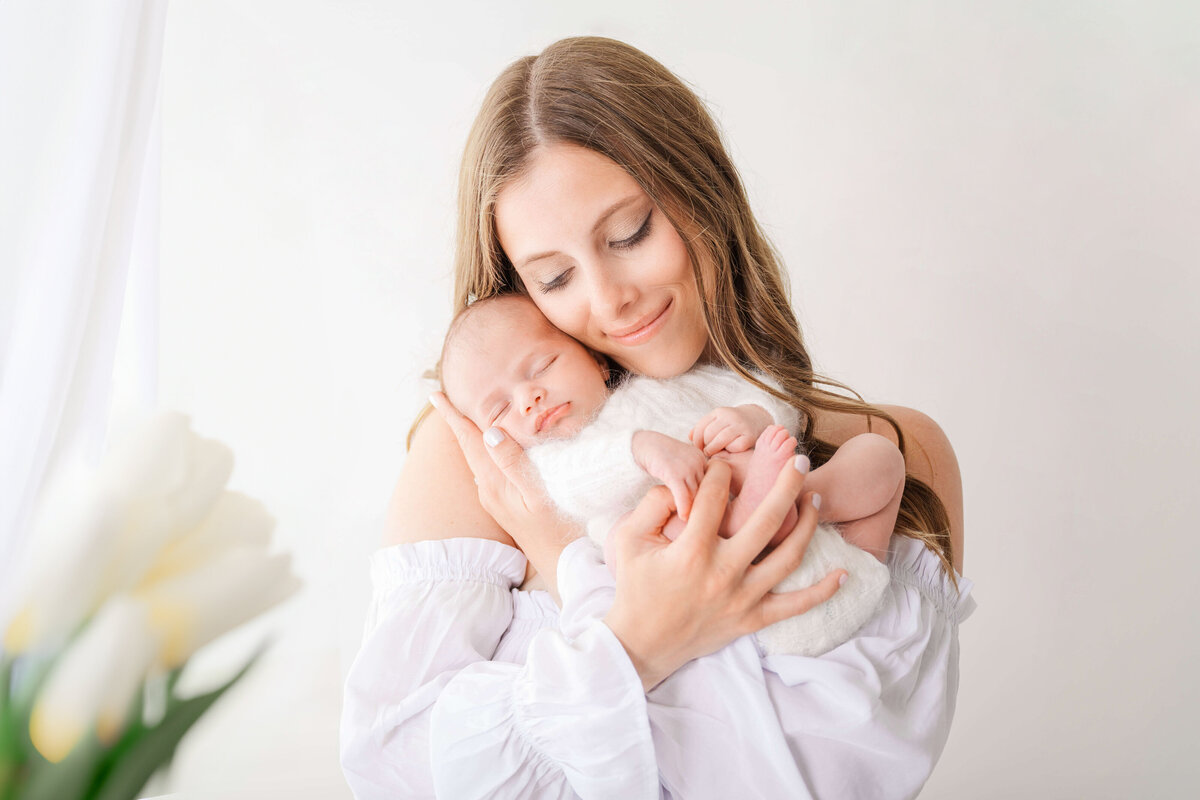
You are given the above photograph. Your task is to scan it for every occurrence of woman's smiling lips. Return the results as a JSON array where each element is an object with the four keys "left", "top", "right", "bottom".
[
  {"left": 608, "top": 300, "right": 673, "bottom": 346},
  {"left": 535, "top": 402, "right": 570, "bottom": 433}
]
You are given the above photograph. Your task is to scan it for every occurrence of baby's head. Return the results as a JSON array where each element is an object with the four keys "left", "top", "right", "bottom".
[{"left": 441, "top": 294, "right": 610, "bottom": 448}]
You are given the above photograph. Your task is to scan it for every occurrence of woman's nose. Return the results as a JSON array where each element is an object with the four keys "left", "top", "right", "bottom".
[{"left": 588, "top": 266, "right": 636, "bottom": 322}]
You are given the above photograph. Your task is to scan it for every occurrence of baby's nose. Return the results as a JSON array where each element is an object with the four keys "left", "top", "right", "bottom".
[{"left": 520, "top": 386, "right": 545, "bottom": 414}]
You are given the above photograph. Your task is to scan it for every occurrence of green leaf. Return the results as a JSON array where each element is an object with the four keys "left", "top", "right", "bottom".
[
  {"left": 87, "top": 651, "right": 263, "bottom": 800},
  {"left": 1, "top": 656, "right": 16, "bottom": 771},
  {"left": 12, "top": 733, "right": 103, "bottom": 800}
]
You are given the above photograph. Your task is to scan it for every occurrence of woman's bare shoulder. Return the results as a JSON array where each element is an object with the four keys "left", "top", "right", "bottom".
[
  {"left": 382, "top": 408, "right": 516, "bottom": 548},
  {"left": 813, "top": 404, "right": 964, "bottom": 572}
]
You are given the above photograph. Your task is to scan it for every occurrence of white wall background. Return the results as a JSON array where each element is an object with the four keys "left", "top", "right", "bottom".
[{"left": 157, "top": 1, "right": 1199, "bottom": 797}]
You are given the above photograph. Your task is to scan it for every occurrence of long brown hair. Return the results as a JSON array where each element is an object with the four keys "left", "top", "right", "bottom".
[{"left": 439, "top": 36, "right": 954, "bottom": 577}]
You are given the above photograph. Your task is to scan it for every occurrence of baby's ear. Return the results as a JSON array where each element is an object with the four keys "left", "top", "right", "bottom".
[{"left": 593, "top": 351, "right": 612, "bottom": 382}]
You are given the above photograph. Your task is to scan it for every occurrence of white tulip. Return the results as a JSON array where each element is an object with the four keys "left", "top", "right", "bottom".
[
  {"left": 141, "top": 491, "right": 274, "bottom": 586},
  {"left": 29, "top": 595, "right": 159, "bottom": 763},
  {"left": 137, "top": 547, "right": 300, "bottom": 669},
  {"left": 3, "top": 413, "right": 233, "bottom": 654},
  {"left": 98, "top": 416, "right": 233, "bottom": 594},
  {"left": 3, "top": 466, "right": 124, "bottom": 654},
  {"left": 10, "top": 409, "right": 300, "bottom": 769}
]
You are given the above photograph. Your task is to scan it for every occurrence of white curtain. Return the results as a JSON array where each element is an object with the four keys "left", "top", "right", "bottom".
[{"left": 0, "top": 0, "right": 167, "bottom": 602}]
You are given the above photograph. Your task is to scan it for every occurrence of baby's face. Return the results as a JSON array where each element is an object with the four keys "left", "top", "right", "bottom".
[{"left": 442, "top": 297, "right": 610, "bottom": 449}]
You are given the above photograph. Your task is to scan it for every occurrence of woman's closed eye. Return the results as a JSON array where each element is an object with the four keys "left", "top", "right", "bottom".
[
  {"left": 533, "top": 210, "right": 652, "bottom": 293},
  {"left": 537, "top": 267, "right": 572, "bottom": 293},
  {"left": 610, "top": 210, "right": 652, "bottom": 250}
]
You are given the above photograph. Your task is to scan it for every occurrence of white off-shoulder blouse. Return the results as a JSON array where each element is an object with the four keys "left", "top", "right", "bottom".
[{"left": 340, "top": 535, "right": 974, "bottom": 800}]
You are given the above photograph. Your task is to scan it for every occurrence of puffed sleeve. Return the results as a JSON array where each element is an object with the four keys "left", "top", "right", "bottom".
[
  {"left": 340, "top": 538, "right": 528, "bottom": 798},
  {"left": 428, "top": 537, "right": 658, "bottom": 799},
  {"left": 340, "top": 537, "right": 659, "bottom": 800}
]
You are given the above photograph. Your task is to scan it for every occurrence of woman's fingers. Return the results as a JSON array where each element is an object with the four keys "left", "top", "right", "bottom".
[
  {"left": 429, "top": 392, "right": 495, "bottom": 480},
  {"left": 745, "top": 491, "right": 821, "bottom": 591},
  {"left": 674, "top": 460, "right": 732, "bottom": 551},
  {"left": 755, "top": 569, "right": 845, "bottom": 628},
  {"left": 610, "top": 484, "right": 676, "bottom": 562},
  {"left": 431, "top": 391, "right": 534, "bottom": 479},
  {"left": 722, "top": 455, "right": 809, "bottom": 566}
]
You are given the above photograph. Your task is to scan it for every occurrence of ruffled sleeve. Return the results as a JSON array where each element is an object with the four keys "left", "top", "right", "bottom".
[
  {"left": 340, "top": 538, "right": 527, "bottom": 799},
  {"left": 341, "top": 537, "right": 659, "bottom": 800}
]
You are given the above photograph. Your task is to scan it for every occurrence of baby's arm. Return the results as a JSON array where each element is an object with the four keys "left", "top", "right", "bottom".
[
  {"left": 803, "top": 432, "right": 905, "bottom": 561},
  {"left": 631, "top": 430, "right": 707, "bottom": 520}
]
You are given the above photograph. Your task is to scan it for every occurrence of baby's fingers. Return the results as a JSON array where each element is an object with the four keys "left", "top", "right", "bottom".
[
  {"left": 689, "top": 416, "right": 714, "bottom": 449},
  {"left": 668, "top": 479, "right": 694, "bottom": 521},
  {"left": 704, "top": 426, "right": 738, "bottom": 456}
]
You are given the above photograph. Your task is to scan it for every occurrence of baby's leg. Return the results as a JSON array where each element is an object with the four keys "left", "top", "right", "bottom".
[
  {"left": 722, "top": 425, "right": 798, "bottom": 540},
  {"left": 803, "top": 432, "right": 905, "bottom": 562}
]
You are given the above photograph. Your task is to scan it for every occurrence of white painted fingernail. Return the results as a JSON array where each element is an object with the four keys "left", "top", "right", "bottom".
[
  {"left": 794, "top": 454, "right": 810, "bottom": 474},
  {"left": 428, "top": 393, "right": 442, "bottom": 409},
  {"left": 839, "top": 572, "right": 848, "bottom": 586},
  {"left": 812, "top": 492, "right": 822, "bottom": 510},
  {"left": 484, "top": 427, "right": 504, "bottom": 447}
]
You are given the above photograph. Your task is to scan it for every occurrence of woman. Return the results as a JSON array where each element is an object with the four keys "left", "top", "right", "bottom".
[{"left": 341, "top": 37, "right": 972, "bottom": 799}]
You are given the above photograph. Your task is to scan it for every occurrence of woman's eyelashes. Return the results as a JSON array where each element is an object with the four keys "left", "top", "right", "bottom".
[
  {"left": 610, "top": 210, "right": 652, "bottom": 250},
  {"left": 534, "top": 211, "right": 654, "bottom": 293},
  {"left": 538, "top": 268, "right": 571, "bottom": 293}
]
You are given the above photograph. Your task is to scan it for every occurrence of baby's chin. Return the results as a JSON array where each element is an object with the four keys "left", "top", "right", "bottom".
[{"left": 522, "top": 419, "right": 585, "bottom": 449}]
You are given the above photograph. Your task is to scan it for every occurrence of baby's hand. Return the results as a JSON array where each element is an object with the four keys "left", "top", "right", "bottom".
[
  {"left": 632, "top": 430, "right": 707, "bottom": 519},
  {"left": 689, "top": 404, "right": 774, "bottom": 456}
]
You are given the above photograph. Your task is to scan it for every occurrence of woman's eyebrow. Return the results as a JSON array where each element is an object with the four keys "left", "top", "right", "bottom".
[{"left": 515, "top": 194, "right": 643, "bottom": 270}]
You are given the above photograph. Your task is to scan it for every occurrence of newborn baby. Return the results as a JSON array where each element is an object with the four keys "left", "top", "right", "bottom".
[{"left": 440, "top": 294, "right": 896, "bottom": 656}]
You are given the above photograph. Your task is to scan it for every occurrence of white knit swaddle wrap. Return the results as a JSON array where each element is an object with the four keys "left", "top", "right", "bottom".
[{"left": 528, "top": 364, "right": 889, "bottom": 656}]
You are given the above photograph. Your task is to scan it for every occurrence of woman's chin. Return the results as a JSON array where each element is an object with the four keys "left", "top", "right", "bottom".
[{"left": 616, "top": 348, "right": 706, "bottom": 379}]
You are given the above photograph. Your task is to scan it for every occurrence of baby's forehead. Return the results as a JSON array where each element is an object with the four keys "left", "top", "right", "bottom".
[
  {"left": 452, "top": 296, "right": 562, "bottom": 348},
  {"left": 443, "top": 296, "right": 561, "bottom": 379}
]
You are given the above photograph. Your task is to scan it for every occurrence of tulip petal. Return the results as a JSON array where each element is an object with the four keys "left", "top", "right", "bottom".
[
  {"left": 143, "top": 492, "right": 274, "bottom": 587},
  {"left": 4, "top": 475, "right": 123, "bottom": 654},
  {"left": 139, "top": 548, "right": 300, "bottom": 668},
  {"left": 167, "top": 434, "right": 233, "bottom": 535},
  {"left": 29, "top": 596, "right": 158, "bottom": 762}
]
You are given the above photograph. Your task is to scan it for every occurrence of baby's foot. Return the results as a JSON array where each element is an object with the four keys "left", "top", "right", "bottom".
[{"left": 723, "top": 425, "right": 799, "bottom": 540}]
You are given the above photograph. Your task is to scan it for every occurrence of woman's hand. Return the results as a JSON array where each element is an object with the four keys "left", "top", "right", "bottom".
[
  {"left": 429, "top": 392, "right": 581, "bottom": 597},
  {"left": 603, "top": 457, "right": 845, "bottom": 691}
]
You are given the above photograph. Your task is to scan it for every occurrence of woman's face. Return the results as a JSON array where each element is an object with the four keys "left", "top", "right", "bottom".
[{"left": 494, "top": 144, "right": 709, "bottom": 378}]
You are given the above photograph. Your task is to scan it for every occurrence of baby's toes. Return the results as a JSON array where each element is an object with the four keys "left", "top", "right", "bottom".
[{"left": 756, "top": 424, "right": 793, "bottom": 456}]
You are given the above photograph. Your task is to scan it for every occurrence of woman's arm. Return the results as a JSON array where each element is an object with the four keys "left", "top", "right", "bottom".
[
  {"left": 343, "top": 459, "right": 845, "bottom": 800},
  {"left": 813, "top": 404, "right": 964, "bottom": 573},
  {"left": 384, "top": 408, "right": 514, "bottom": 548}
]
